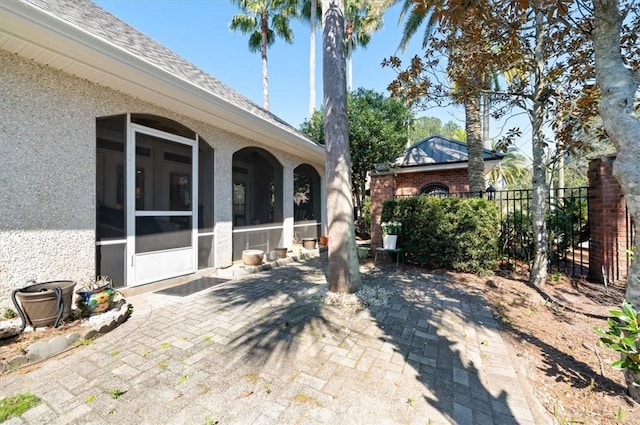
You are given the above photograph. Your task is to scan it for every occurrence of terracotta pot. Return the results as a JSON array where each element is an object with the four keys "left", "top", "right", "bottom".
[
  {"left": 274, "top": 247, "right": 288, "bottom": 258},
  {"left": 319, "top": 236, "right": 328, "bottom": 246},
  {"left": 12, "top": 280, "right": 76, "bottom": 328},
  {"left": 242, "top": 249, "right": 264, "bottom": 266}
]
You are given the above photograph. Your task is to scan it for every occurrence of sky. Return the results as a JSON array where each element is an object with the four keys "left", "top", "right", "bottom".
[{"left": 93, "top": 0, "right": 533, "bottom": 156}]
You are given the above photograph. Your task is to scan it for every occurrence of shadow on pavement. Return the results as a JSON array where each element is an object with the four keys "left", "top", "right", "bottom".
[{"left": 205, "top": 254, "right": 530, "bottom": 423}]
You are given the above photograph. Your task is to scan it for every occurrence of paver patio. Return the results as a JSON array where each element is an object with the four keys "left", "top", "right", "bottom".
[{"left": 0, "top": 255, "right": 547, "bottom": 424}]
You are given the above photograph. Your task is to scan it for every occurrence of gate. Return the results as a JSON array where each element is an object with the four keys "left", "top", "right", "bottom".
[{"left": 492, "top": 187, "right": 591, "bottom": 277}]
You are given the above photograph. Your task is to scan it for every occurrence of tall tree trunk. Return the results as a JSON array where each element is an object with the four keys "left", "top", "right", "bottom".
[
  {"left": 322, "top": 0, "right": 361, "bottom": 293},
  {"left": 593, "top": 0, "right": 640, "bottom": 314},
  {"left": 261, "top": 11, "right": 270, "bottom": 110},
  {"left": 309, "top": 0, "right": 317, "bottom": 117},
  {"left": 529, "top": 3, "right": 549, "bottom": 288},
  {"left": 594, "top": 2, "right": 640, "bottom": 401},
  {"left": 482, "top": 92, "right": 490, "bottom": 149},
  {"left": 557, "top": 142, "right": 565, "bottom": 203},
  {"left": 465, "top": 95, "right": 485, "bottom": 193}
]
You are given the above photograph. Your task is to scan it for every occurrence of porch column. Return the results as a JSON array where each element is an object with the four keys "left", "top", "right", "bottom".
[
  {"left": 283, "top": 164, "right": 294, "bottom": 249},
  {"left": 213, "top": 148, "right": 234, "bottom": 268}
]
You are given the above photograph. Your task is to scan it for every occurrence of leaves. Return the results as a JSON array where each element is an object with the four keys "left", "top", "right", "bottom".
[{"left": 594, "top": 299, "right": 640, "bottom": 373}]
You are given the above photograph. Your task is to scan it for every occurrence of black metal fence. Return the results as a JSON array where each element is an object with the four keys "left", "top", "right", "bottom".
[{"left": 395, "top": 187, "right": 632, "bottom": 278}]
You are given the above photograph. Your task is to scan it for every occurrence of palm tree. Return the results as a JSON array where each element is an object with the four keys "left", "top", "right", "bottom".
[
  {"left": 230, "top": 0, "right": 297, "bottom": 111},
  {"left": 299, "top": 0, "right": 322, "bottom": 117},
  {"left": 395, "top": 1, "right": 487, "bottom": 192},
  {"left": 487, "top": 145, "right": 531, "bottom": 189},
  {"left": 344, "top": 0, "right": 384, "bottom": 91}
]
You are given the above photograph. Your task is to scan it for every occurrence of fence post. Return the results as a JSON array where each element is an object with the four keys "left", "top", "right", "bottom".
[
  {"left": 588, "top": 155, "right": 630, "bottom": 283},
  {"left": 370, "top": 173, "right": 396, "bottom": 248}
]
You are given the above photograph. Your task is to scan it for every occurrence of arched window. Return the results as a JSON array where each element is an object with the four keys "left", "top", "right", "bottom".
[
  {"left": 293, "top": 164, "right": 321, "bottom": 222},
  {"left": 232, "top": 147, "right": 283, "bottom": 227},
  {"left": 420, "top": 183, "right": 450, "bottom": 197}
]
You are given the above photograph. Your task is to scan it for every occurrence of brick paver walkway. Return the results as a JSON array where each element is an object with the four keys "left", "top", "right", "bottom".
[{"left": 0, "top": 256, "right": 546, "bottom": 424}]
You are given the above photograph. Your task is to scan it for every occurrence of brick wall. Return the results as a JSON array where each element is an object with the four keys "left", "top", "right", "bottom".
[
  {"left": 588, "top": 155, "right": 630, "bottom": 283},
  {"left": 395, "top": 169, "right": 469, "bottom": 196}
]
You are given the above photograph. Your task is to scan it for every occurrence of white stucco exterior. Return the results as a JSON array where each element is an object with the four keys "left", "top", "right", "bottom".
[{"left": 0, "top": 50, "right": 325, "bottom": 308}]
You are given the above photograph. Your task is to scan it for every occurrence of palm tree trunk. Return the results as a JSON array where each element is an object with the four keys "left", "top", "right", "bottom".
[
  {"left": 260, "top": 10, "right": 270, "bottom": 110},
  {"left": 322, "top": 0, "right": 361, "bottom": 293},
  {"left": 465, "top": 95, "right": 485, "bottom": 194},
  {"left": 309, "top": 0, "right": 317, "bottom": 117},
  {"left": 482, "top": 92, "right": 490, "bottom": 149}
]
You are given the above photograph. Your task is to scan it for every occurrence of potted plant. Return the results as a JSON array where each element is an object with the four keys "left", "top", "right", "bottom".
[
  {"left": 381, "top": 221, "right": 402, "bottom": 250},
  {"left": 75, "top": 275, "right": 116, "bottom": 316}
]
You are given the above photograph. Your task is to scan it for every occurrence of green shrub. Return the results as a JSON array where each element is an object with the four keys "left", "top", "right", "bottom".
[
  {"left": 382, "top": 196, "right": 499, "bottom": 273},
  {"left": 594, "top": 298, "right": 640, "bottom": 376}
]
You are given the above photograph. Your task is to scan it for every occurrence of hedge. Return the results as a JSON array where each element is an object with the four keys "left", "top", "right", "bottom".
[{"left": 381, "top": 196, "right": 499, "bottom": 273}]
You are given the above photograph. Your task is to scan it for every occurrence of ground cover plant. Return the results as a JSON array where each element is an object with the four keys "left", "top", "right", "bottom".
[{"left": 0, "top": 393, "right": 41, "bottom": 422}]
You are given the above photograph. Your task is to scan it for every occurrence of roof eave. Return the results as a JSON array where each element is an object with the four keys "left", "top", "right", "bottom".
[{"left": 375, "top": 158, "right": 503, "bottom": 175}]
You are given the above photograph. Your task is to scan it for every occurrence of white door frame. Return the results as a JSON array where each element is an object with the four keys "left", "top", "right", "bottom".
[{"left": 125, "top": 119, "right": 198, "bottom": 286}]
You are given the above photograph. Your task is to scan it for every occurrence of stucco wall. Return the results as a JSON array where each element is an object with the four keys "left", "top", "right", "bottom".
[{"left": 0, "top": 51, "right": 324, "bottom": 308}]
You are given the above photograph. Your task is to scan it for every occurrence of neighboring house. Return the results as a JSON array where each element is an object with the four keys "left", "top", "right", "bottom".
[
  {"left": 370, "top": 135, "right": 503, "bottom": 245},
  {"left": 0, "top": 0, "right": 325, "bottom": 305}
]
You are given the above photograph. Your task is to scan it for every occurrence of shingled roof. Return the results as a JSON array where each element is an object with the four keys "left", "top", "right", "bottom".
[
  {"left": 394, "top": 135, "right": 504, "bottom": 167},
  {"left": 27, "top": 0, "right": 297, "bottom": 132}
]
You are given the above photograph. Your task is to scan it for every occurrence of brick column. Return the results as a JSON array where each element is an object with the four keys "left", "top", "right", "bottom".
[
  {"left": 588, "top": 155, "right": 630, "bottom": 283},
  {"left": 370, "top": 173, "right": 396, "bottom": 248}
]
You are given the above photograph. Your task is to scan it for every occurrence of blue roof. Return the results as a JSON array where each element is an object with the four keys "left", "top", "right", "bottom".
[{"left": 394, "top": 135, "right": 504, "bottom": 167}]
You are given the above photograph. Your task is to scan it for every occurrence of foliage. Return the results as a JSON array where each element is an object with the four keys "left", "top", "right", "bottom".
[
  {"left": 487, "top": 145, "right": 531, "bottom": 189},
  {"left": 0, "top": 393, "right": 41, "bottom": 422},
  {"left": 2, "top": 307, "right": 18, "bottom": 320},
  {"left": 300, "top": 88, "right": 409, "bottom": 220},
  {"left": 359, "top": 196, "right": 372, "bottom": 236},
  {"left": 497, "top": 194, "right": 588, "bottom": 262},
  {"left": 382, "top": 196, "right": 499, "bottom": 273},
  {"left": 499, "top": 209, "right": 534, "bottom": 261},
  {"left": 594, "top": 298, "right": 640, "bottom": 379},
  {"left": 546, "top": 196, "right": 589, "bottom": 256},
  {"left": 409, "top": 116, "right": 466, "bottom": 144},
  {"left": 381, "top": 221, "right": 402, "bottom": 235}
]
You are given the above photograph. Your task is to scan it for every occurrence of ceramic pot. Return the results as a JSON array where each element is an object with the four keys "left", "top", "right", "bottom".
[
  {"left": 383, "top": 235, "right": 397, "bottom": 250},
  {"left": 75, "top": 285, "right": 116, "bottom": 315},
  {"left": 266, "top": 251, "right": 278, "bottom": 261},
  {"left": 242, "top": 249, "right": 264, "bottom": 266}
]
